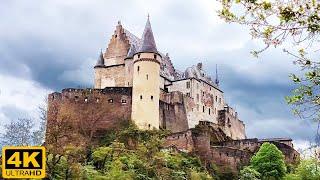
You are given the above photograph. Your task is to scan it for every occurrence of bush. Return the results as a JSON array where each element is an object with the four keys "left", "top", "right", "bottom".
[{"left": 239, "top": 166, "right": 261, "bottom": 180}]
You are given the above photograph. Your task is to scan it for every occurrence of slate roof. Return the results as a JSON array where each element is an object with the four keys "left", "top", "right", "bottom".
[
  {"left": 138, "top": 17, "right": 158, "bottom": 53},
  {"left": 94, "top": 50, "right": 105, "bottom": 68},
  {"left": 121, "top": 19, "right": 218, "bottom": 86}
]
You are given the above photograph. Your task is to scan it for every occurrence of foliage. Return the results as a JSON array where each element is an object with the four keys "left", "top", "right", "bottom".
[
  {"left": 45, "top": 122, "right": 215, "bottom": 180},
  {"left": 285, "top": 158, "right": 320, "bottom": 180},
  {"left": 250, "top": 143, "right": 286, "bottom": 179},
  {"left": 239, "top": 166, "right": 261, "bottom": 180},
  {"left": 217, "top": 0, "right": 320, "bottom": 128}
]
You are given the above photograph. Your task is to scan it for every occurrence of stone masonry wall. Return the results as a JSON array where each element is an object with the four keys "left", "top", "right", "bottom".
[
  {"left": 46, "top": 87, "right": 132, "bottom": 138},
  {"left": 160, "top": 91, "right": 189, "bottom": 132},
  {"left": 94, "top": 65, "right": 126, "bottom": 88}
]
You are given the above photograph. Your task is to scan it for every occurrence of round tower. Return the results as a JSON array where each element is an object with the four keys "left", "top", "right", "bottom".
[{"left": 131, "top": 16, "right": 161, "bottom": 130}]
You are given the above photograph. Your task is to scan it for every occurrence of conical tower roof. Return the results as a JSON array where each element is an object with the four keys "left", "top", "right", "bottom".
[
  {"left": 94, "top": 50, "right": 105, "bottom": 68},
  {"left": 138, "top": 16, "right": 158, "bottom": 53}
]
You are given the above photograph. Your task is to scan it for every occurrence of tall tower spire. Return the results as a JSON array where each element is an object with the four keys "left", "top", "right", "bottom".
[
  {"left": 215, "top": 64, "right": 220, "bottom": 86},
  {"left": 139, "top": 15, "right": 158, "bottom": 53},
  {"left": 94, "top": 50, "right": 105, "bottom": 68}
]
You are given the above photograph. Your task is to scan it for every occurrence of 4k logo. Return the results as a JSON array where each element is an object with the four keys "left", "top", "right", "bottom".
[{"left": 2, "top": 146, "right": 46, "bottom": 178}]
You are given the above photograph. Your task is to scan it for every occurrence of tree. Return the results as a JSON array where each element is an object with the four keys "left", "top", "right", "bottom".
[
  {"left": 217, "top": 0, "right": 320, "bottom": 140},
  {"left": 2, "top": 118, "right": 34, "bottom": 146},
  {"left": 32, "top": 100, "right": 48, "bottom": 145},
  {"left": 250, "top": 143, "right": 286, "bottom": 179},
  {"left": 296, "top": 158, "right": 320, "bottom": 180}
]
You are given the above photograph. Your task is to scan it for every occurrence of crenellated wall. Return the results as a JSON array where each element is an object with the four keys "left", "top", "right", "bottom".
[{"left": 47, "top": 87, "right": 132, "bottom": 138}]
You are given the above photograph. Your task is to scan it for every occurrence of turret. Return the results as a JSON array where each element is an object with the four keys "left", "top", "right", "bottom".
[
  {"left": 94, "top": 50, "right": 105, "bottom": 68},
  {"left": 94, "top": 50, "right": 106, "bottom": 88},
  {"left": 131, "top": 16, "right": 161, "bottom": 130}
]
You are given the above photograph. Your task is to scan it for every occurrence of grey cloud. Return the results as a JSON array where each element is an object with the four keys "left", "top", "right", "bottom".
[{"left": 0, "top": 0, "right": 314, "bottom": 145}]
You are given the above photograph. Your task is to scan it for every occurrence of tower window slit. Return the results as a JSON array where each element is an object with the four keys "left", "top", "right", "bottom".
[
  {"left": 146, "top": 74, "right": 148, "bottom": 80},
  {"left": 151, "top": 95, "right": 153, "bottom": 100},
  {"left": 140, "top": 95, "right": 143, "bottom": 100}
]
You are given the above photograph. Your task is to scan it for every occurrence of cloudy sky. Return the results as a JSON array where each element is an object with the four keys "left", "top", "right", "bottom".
[{"left": 0, "top": 0, "right": 315, "bottom": 150}]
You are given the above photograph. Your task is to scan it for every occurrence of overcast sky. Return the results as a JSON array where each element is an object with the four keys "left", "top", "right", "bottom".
[{"left": 0, "top": 0, "right": 315, "bottom": 150}]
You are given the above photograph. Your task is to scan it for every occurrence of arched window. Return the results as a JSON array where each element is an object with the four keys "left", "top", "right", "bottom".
[
  {"left": 140, "top": 95, "right": 143, "bottom": 100},
  {"left": 151, "top": 95, "right": 153, "bottom": 100}
]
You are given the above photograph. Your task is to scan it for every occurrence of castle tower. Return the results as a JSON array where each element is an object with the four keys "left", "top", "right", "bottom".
[{"left": 131, "top": 16, "right": 161, "bottom": 130}]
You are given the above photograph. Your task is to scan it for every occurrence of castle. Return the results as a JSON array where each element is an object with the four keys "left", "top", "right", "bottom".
[{"left": 46, "top": 17, "right": 299, "bottom": 172}]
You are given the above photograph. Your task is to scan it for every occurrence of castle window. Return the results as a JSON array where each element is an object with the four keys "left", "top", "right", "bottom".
[
  {"left": 197, "top": 94, "right": 199, "bottom": 102},
  {"left": 202, "top": 91, "right": 205, "bottom": 96},
  {"left": 121, "top": 99, "right": 127, "bottom": 104},
  {"left": 186, "top": 92, "right": 190, "bottom": 97},
  {"left": 108, "top": 99, "right": 113, "bottom": 103},
  {"left": 148, "top": 124, "right": 151, "bottom": 129},
  {"left": 137, "top": 66, "right": 140, "bottom": 72},
  {"left": 219, "top": 98, "right": 221, "bottom": 104},
  {"left": 203, "top": 106, "right": 205, "bottom": 113},
  {"left": 186, "top": 81, "right": 190, "bottom": 88},
  {"left": 209, "top": 108, "right": 211, "bottom": 115},
  {"left": 151, "top": 96, "right": 153, "bottom": 100},
  {"left": 215, "top": 96, "right": 218, "bottom": 102},
  {"left": 127, "top": 82, "right": 129, "bottom": 86},
  {"left": 138, "top": 54, "right": 141, "bottom": 58},
  {"left": 146, "top": 74, "right": 148, "bottom": 80},
  {"left": 154, "top": 54, "right": 157, "bottom": 59},
  {"left": 197, "top": 104, "right": 199, "bottom": 111},
  {"left": 140, "top": 95, "right": 143, "bottom": 100}
]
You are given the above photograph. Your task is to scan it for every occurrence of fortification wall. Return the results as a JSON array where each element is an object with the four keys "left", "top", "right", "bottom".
[
  {"left": 159, "top": 91, "right": 189, "bottom": 132},
  {"left": 218, "top": 107, "right": 246, "bottom": 140},
  {"left": 47, "top": 87, "right": 132, "bottom": 138},
  {"left": 212, "top": 138, "right": 300, "bottom": 165},
  {"left": 211, "top": 146, "right": 252, "bottom": 172},
  {"left": 163, "top": 130, "right": 194, "bottom": 152}
]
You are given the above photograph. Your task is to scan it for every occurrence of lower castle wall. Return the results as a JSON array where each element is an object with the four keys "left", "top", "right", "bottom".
[
  {"left": 164, "top": 129, "right": 300, "bottom": 173},
  {"left": 163, "top": 130, "right": 194, "bottom": 152},
  {"left": 46, "top": 87, "right": 132, "bottom": 139}
]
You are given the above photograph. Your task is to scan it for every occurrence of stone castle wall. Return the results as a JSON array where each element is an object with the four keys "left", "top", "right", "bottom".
[
  {"left": 47, "top": 87, "right": 132, "bottom": 138},
  {"left": 218, "top": 107, "right": 246, "bottom": 140}
]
